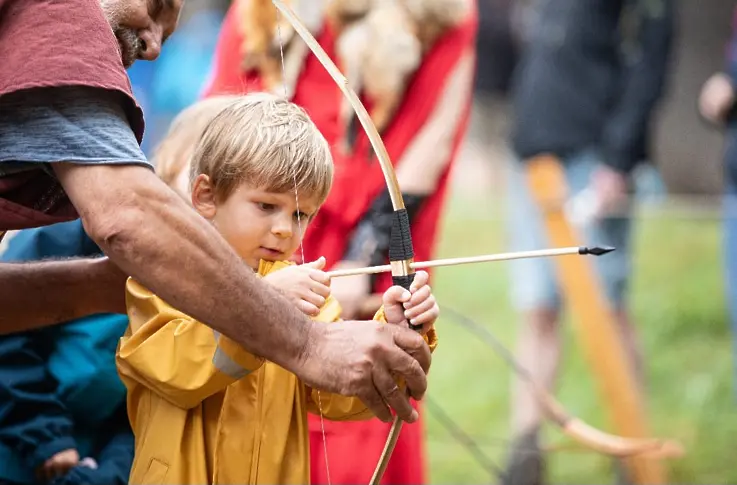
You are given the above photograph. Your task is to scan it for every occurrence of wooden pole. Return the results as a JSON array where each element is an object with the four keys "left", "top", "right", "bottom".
[{"left": 525, "top": 154, "right": 667, "bottom": 484}]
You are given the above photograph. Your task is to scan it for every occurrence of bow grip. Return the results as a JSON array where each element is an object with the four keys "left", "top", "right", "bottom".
[{"left": 388, "top": 208, "right": 421, "bottom": 332}]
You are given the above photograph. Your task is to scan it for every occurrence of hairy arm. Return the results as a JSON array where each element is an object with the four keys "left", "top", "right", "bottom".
[
  {"left": 0, "top": 257, "right": 127, "bottom": 334},
  {"left": 54, "top": 161, "right": 315, "bottom": 372}
]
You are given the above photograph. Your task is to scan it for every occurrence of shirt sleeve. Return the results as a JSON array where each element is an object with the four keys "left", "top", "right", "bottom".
[
  {"left": 0, "top": 86, "right": 150, "bottom": 175},
  {"left": 116, "top": 278, "right": 265, "bottom": 410},
  {"left": 600, "top": 0, "right": 675, "bottom": 173}
]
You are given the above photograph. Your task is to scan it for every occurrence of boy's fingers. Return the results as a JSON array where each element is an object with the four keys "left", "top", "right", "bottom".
[
  {"left": 383, "top": 286, "right": 411, "bottom": 306},
  {"left": 404, "top": 284, "right": 431, "bottom": 309},
  {"left": 310, "top": 282, "right": 331, "bottom": 299},
  {"left": 297, "top": 300, "right": 320, "bottom": 317},
  {"left": 410, "top": 303, "right": 440, "bottom": 328},
  {"left": 308, "top": 269, "right": 331, "bottom": 285},
  {"left": 405, "top": 296, "right": 435, "bottom": 320},
  {"left": 301, "top": 290, "right": 326, "bottom": 310},
  {"left": 410, "top": 271, "right": 429, "bottom": 292},
  {"left": 304, "top": 256, "right": 326, "bottom": 269}
]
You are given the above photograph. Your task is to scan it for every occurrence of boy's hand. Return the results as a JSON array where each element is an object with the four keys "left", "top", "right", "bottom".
[
  {"left": 36, "top": 448, "right": 79, "bottom": 481},
  {"left": 382, "top": 271, "right": 439, "bottom": 334},
  {"left": 264, "top": 257, "right": 331, "bottom": 317}
]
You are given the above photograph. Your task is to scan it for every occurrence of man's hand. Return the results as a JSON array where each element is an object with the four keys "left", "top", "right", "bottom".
[
  {"left": 297, "top": 321, "right": 431, "bottom": 423},
  {"left": 328, "top": 260, "right": 372, "bottom": 319},
  {"left": 36, "top": 448, "right": 79, "bottom": 482},
  {"left": 263, "top": 257, "right": 331, "bottom": 316},
  {"left": 699, "top": 72, "right": 735, "bottom": 126},
  {"left": 590, "top": 165, "right": 628, "bottom": 219}
]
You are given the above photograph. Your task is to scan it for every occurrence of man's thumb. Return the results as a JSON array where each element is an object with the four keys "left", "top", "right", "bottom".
[{"left": 305, "top": 256, "right": 326, "bottom": 269}]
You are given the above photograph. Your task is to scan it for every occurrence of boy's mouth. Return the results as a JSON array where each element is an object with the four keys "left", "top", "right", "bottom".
[{"left": 259, "top": 246, "right": 284, "bottom": 258}]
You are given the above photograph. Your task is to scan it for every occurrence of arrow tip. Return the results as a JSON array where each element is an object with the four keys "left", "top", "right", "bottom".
[{"left": 579, "top": 245, "right": 616, "bottom": 256}]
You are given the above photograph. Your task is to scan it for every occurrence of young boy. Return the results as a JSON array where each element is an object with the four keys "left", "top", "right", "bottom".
[{"left": 115, "top": 93, "right": 439, "bottom": 484}]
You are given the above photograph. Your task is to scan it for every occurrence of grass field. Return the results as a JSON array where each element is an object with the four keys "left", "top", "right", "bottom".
[{"left": 424, "top": 191, "right": 735, "bottom": 484}]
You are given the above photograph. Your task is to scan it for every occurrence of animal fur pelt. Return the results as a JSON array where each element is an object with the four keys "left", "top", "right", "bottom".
[{"left": 237, "top": 0, "right": 472, "bottom": 148}]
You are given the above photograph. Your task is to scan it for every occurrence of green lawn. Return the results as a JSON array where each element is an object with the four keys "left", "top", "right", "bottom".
[{"left": 425, "top": 192, "right": 736, "bottom": 484}]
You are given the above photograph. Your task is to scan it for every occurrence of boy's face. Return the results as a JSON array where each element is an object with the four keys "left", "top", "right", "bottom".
[{"left": 192, "top": 176, "right": 320, "bottom": 270}]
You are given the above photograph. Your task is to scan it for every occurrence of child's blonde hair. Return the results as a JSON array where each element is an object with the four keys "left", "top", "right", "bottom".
[
  {"left": 190, "top": 92, "right": 334, "bottom": 205},
  {"left": 153, "top": 95, "right": 242, "bottom": 187}
]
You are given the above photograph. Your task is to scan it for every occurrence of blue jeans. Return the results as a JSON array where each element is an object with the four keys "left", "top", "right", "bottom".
[{"left": 505, "top": 149, "right": 632, "bottom": 311}]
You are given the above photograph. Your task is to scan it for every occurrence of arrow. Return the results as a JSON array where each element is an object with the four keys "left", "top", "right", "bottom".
[{"left": 327, "top": 246, "right": 615, "bottom": 278}]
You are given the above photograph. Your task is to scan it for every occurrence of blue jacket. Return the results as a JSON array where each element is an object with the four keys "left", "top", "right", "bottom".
[{"left": 0, "top": 220, "right": 132, "bottom": 485}]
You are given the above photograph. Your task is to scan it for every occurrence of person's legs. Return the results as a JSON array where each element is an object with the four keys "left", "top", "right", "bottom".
[
  {"left": 503, "top": 149, "right": 636, "bottom": 485},
  {"left": 503, "top": 155, "right": 564, "bottom": 485}
]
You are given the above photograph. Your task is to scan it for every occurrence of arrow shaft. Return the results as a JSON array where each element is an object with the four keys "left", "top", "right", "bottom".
[{"left": 327, "top": 247, "right": 587, "bottom": 278}]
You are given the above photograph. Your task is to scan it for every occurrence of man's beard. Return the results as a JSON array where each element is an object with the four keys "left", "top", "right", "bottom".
[
  {"left": 100, "top": 1, "right": 141, "bottom": 68},
  {"left": 115, "top": 27, "right": 141, "bottom": 68}
]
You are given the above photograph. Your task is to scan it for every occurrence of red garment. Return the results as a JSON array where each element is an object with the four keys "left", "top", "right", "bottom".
[
  {"left": 0, "top": 0, "right": 143, "bottom": 231},
  {"left": 205, "top": 4, "right": 477, "bottom": 483}
]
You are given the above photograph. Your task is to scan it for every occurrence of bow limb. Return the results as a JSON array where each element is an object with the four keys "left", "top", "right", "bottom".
[
  {"left": 440, "top": 306, "right": 684, "bottom": 460},
  {"left": 270, "top": 2, "right": 419, "bottom": 484}
]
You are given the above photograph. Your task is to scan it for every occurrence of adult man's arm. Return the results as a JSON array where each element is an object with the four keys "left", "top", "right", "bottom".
[
  {"left": 0, "top": 85, "right": 431, "bottom": 423},
  {"left": 54, "top": 159, "right": 429, "bottom": 423},
  {"left": 0, "top": 257, "right": 127, "bottom": 334}
]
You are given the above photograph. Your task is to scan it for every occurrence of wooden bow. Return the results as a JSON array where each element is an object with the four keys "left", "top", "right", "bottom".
[
  {"left": 270, "top": 1, "right": 421, "bottom": 483},
  {"left": 269, "top": 2, "right": 683, "bottom": 482}
]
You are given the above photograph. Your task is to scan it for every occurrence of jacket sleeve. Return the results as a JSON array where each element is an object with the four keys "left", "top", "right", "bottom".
[
  {"left": 50, "top": 403, "right": 134, "bottom": 485},
  {"left": 2, "top": 219, "right": 100, "bottom": 262},
  {"left": 305, "top": 305, "right": 438, "bottom": 421},
  {"left": 0, "top": 330, "right": 77, "bottom": 469},
  {"left": 116, "top": 278, "right": 265, "bottom": 410},
  {"left": 600, "top": 0, "right": 676, "bottom": 174}
]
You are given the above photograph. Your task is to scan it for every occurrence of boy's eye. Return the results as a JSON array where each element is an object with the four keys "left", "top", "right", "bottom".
[
  {"left": 293, "top": 211, "right": 309, "bottom": 221},
  {"left": 258, "top": 202, "right": 276, "bottom": 211}
]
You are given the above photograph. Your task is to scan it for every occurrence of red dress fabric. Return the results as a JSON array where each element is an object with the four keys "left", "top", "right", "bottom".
[
  {"left": 204, "top": 3, "right": 477, "bottom": 483},
  {"left": 0, "top": 0, "right": 143, "bottom": 231}
]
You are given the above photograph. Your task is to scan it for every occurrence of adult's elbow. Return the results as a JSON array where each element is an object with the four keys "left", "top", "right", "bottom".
[{"left": 81, "top": 187, "right": 154, "bottom": 261}]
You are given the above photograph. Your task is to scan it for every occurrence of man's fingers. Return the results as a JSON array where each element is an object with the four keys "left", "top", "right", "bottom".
[
  {"left": 383, "top": 327, "right": 430, "bottom": 401},
  {"left": 383, "top": 286, "right": 411, "bottom": 306},
  {"left": 373, "top": 364, "right": 417, "bottom": 423},
  {"left": 358, "top": 384, "right": 393, "bottom": 423}
]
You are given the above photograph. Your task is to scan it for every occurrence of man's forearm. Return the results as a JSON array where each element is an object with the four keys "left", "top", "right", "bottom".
[
  {"left": 0, "top": 257, "right": 126, "bottom": 334},
  {"left": 53, "top": 163, "right": 316, "bottom": 371}
]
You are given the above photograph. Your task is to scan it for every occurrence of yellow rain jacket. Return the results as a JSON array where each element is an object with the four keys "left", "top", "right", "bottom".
[{"left": 116, "top": 260, "right": 437, "bottom": 484}]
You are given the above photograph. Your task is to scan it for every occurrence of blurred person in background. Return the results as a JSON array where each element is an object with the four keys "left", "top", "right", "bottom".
[
  {"left": 698, "top": 3, "right": 737, "bottom": 400},
  {"left": 502, "top": 0, "right": 675, "bottom": 483},
  {"left": 0, "top": 222, "right": 133, "bottom": 485},
  {"left": 203, "top": 0, "right": 478, "bottom": 482}
]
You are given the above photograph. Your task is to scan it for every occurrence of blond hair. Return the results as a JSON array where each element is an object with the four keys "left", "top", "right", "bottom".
[
  {"left": 153, "top": 95, "right": 241, "bottom": 187},
  {"left": 190, "top": 92, "right": 334, "bottom": 205}
]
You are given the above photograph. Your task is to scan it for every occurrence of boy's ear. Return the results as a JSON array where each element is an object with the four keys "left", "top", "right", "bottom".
[{"left": 191, "top": 174, "right": 218, "bottom": 219}]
